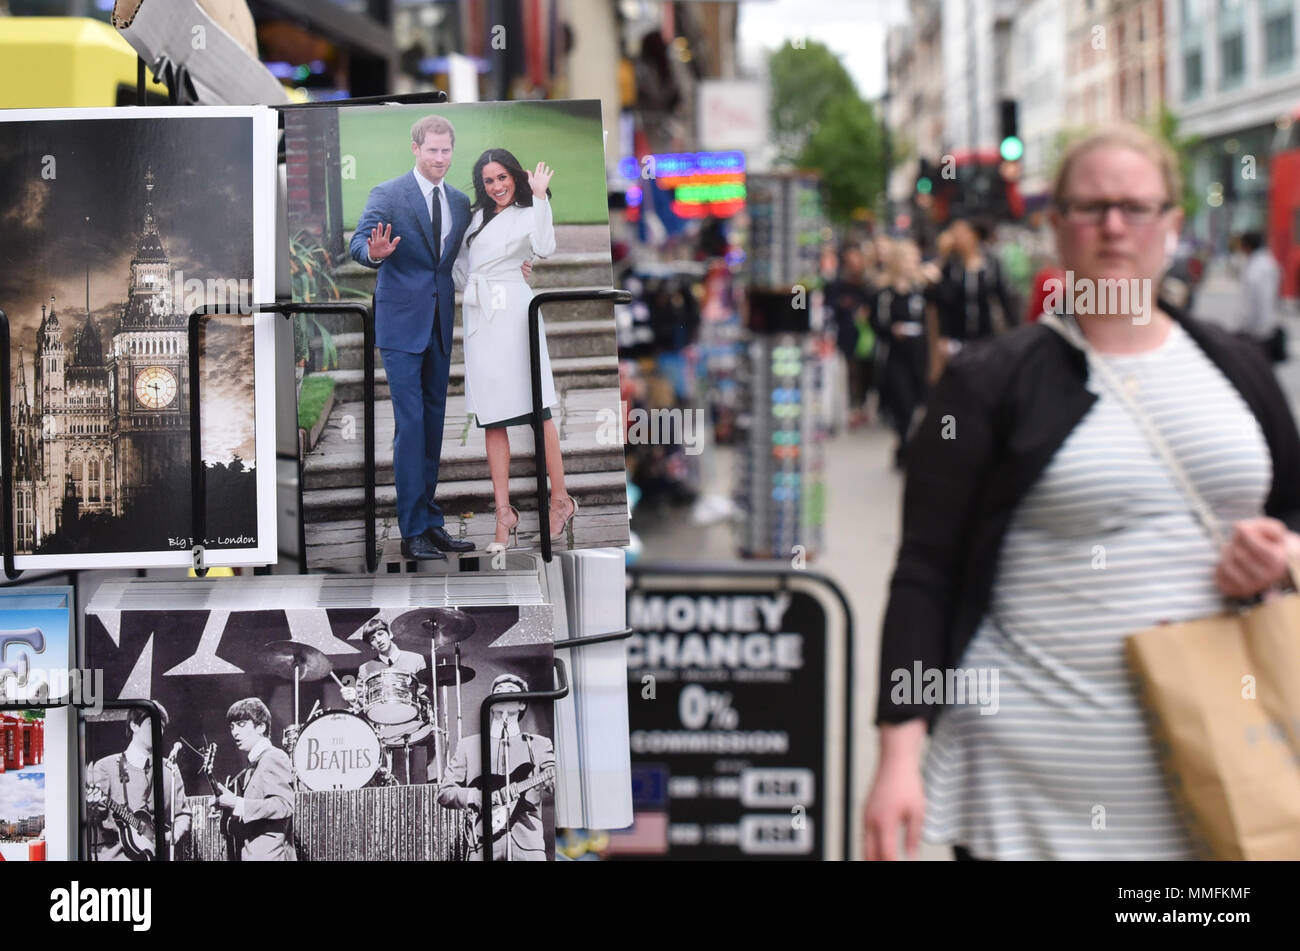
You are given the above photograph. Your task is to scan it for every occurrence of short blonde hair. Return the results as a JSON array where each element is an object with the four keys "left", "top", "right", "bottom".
[
  {"left": 1051, "top": 124, "right": 1181, "bottom": 206},
  {"left": 411, "top": 115, "right": 455, "bottom": 147}
]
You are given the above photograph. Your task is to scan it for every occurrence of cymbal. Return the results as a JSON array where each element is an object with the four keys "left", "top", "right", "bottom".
[
  {"left": 257, "top": 641, "right": 334, "bottom": 682},
  {"left": 390, "top": 608, "right": 477, "bottom": 651},
  {"left": 416, "top": 663, "right": 477, "bottom": 689}
]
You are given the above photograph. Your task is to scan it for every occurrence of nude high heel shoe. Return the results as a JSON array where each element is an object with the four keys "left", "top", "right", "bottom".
[
  {"left": 548, "top": 494, "right": 579, "bottom": 540},
  {"left": 486, "top": 504, "right": 519, "bottom": 553}
]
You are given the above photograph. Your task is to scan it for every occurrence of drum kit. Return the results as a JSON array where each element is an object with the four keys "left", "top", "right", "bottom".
[{"left": 259, "top": 608, "right": 480, "bottom": 792}]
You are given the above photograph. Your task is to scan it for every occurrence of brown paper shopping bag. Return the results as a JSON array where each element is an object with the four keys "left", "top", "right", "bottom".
[{"left": 1126, "top": 578, "right": 1300, "bottom": 860}]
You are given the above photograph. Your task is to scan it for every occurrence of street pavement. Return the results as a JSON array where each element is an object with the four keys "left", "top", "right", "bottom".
[{"left": 634, "top": 265, "right": 1300, "bottom": 860}]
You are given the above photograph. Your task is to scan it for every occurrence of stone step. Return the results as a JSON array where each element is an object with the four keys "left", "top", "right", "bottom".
[
  {"left": 302, "top": 467, "right": 628, "bottom": 524},
  {"left": 320, "top": 354, "right": 617, "bottom": 402},
  {"left": 302, "top": 402, "right": 625, "bottom": 490},
  {"left": 302, "top": 504, "right": 631, "bottom": 573},
  {"left": 330, "top": 318, "right": 616, "bottom": 368}
]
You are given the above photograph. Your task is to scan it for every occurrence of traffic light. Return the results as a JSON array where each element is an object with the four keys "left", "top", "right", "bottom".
[
  {"left": 916, "top": 158, "right": 936, "bottom": 194},
  {"left": 999, "top": 99, "right": 1023, "bottom": 162}
]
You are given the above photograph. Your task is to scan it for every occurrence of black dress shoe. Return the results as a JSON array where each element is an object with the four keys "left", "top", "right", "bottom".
[
  {"left": 401, "top": 535, "right": 447, "bottom": 560},
  {"left": 424, "top": 525, "right": 475, "bottom": 553}
]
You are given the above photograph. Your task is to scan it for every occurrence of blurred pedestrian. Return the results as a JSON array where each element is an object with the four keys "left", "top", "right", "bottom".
[
  {"left": 873, "top": 239, "right": 930, "bottom": 468},
  {"left": 863, "top": 124, "right": 1300, "bottom": 861},
  {"left": 925, "top": 217, "right": 1016, "bottom": 384},
  {"left": 825, "top": 243, "right": 876, "bottom": 427},
  {"left": 1238, "top": 231, "right": 1285, "bottom": 363},
  {"left": 1026, "top": 263, "right": 1064, "bottom": 323}
]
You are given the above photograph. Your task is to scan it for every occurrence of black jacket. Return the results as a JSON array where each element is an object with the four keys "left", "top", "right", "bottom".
[
  {"left": 876, "top": 306, "right": 1300, "bottom": 728},
  {"left": 928, "top": 254, "right": 1018, "bottom": 340}
]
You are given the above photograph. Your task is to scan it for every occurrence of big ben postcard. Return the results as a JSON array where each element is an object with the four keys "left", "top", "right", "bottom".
[{"left": 0, "top": 107, "right": 278, "bottom": 569}]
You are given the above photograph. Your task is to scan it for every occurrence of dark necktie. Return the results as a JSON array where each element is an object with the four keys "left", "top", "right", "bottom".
[{"left": 430, "top": 185, "right": 442, "bottom": 262}]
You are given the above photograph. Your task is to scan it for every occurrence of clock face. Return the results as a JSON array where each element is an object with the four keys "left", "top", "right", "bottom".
[{"left": 135, "top": 366, "right": 177, "bottom": 410}]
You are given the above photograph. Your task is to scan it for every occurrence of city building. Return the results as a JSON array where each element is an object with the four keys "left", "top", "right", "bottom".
[
  {"left": 1064, "top": 0, "right": 1167, "bottom": 128},
  {"left": 886, "top": 0, "right": 946, "bottom": 208},
  {"left": 1011, "top": 0, "right": 1069, "bottom": 200},
  {"left": 1166, "top": 0, "right": 1300, "bottom": 243},
  {"left": 940, "top": 0, "right": 1020, "bottom": 155}
]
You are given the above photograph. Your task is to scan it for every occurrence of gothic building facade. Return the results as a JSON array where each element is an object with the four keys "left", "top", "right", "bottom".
[{"left": 11, "top": 168, "right": 190, "bottom": 552}]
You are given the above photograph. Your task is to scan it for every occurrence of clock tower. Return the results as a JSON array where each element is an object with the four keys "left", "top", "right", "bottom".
[{"left": 109, "top": 166, "right": 189, "bottom": 514}]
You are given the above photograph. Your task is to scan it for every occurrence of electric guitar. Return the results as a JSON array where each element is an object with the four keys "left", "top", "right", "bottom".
[
  {"left": 198, "top": 743, "right": 239, "bottom": 860},
  {"left": 465, "top": 763, "right": 555, "bottom": 850},
  {"left": 84, "top": 783, "right": 156, "bottom": 861}
]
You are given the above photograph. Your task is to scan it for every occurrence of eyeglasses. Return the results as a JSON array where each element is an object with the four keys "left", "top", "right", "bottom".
[{"left": 1057, "top": 199, "right": 1174, "bottom": 226}]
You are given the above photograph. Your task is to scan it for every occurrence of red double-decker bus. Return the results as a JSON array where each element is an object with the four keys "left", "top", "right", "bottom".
[{"left": 1270, "top": 109, "right": 1300, "bottom": 300}]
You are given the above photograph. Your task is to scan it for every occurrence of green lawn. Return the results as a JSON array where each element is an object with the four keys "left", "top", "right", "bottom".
[
  {"left": 340, "top": 101, "right": 609, "bottom": 227},
  {"left": 297, "top": 373, "right": 336, "bottom": 434}
]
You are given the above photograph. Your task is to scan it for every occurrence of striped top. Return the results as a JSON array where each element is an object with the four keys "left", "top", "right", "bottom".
[{"left": 921, "top": 320, "right": 1272, "bottom": 860}]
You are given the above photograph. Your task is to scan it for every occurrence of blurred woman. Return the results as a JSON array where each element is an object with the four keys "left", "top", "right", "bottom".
[
  {"left": 863, "top": 125, "right": 1300, "bottom": 860},
  {"left": 825, "top": 243, "right": 876, "bottom": 428},
  {"left": 872, "top": 239, "right": 930, "bottom": 468},
  {"left": 925, "top": 218, "right": 1017, "bottom": 383}
]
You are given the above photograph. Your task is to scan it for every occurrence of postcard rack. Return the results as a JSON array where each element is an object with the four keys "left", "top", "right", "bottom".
[
  {"left": 187, "top": 301, "right": 378, "bottom": 576},
  {"left": 182, "top": 289, "right": 632, "bottom": 577},
  {"left": 1, "top": 59, "right": 636, "bottom": 864}
]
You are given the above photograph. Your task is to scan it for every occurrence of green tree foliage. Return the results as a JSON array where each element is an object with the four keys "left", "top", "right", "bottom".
[
  {"left": 1151, "top": 105, "right": 1200, "bottom": 220},
  {"left": 769, "top": 41, "right": 859, "bottom": 161},
  {"left": 768, "top": 41, "right": 888, "bottom": 224}
]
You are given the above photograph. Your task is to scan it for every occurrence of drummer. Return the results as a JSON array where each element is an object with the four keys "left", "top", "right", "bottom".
[
  {"left": 342, "top": 618, "right": 434, "bottom": 785},
  {"left": 342, "top": 617, "right": 428, "bottom": 706}
]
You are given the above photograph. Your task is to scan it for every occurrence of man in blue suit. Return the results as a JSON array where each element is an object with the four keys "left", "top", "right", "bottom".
[{"left": 350, "top": 115, "right": 480, "bottom": 560}]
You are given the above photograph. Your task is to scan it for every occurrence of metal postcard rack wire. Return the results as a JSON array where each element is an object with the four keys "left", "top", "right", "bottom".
[{"left": 0, "top": 60, "right": 636, "bottom": 863}]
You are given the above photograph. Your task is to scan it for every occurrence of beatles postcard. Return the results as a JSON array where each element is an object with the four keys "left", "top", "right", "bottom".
[{"left": 85, "top": 587, "right": 557, "bottom": 861}]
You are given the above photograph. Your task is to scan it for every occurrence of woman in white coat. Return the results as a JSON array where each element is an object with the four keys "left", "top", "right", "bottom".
[{"left": 454, "top": 148, "right": 577, "bottom": 551}]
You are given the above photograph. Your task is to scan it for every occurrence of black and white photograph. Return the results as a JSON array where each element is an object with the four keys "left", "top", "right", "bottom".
[
  {"left": 0, "top": 107, "right": 278, "bottom": 569},
  {"left": 83, "top": 600, "right": 557, "bottom": 861}
]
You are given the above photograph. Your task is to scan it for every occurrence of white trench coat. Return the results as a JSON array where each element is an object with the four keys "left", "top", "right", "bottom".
[{"left": 454, "top": 196, "right": 558, "bottom": 425}]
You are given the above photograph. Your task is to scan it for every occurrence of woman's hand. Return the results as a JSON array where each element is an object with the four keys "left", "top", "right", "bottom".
[
  {"left": 528, "top": 161, "right": 553, "bottom": 198},
  {"left": 863, "top": 720, "right": 927, "bottom": 860},
  {"left": 1214, "top": 517, "right": 1300, "bottom": 598}
]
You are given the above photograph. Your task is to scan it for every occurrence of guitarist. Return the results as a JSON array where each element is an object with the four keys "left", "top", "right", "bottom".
[
  {"left": 213, "top": 697, "right": 297, "bottom": 861},
  {"left": 437, "top": 673, "right": 555, "bottom": 861},
  {"left": 86, "top": 705, "right": 191, "bottom": 861}
]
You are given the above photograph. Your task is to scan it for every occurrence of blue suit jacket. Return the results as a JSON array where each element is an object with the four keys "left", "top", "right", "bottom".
[{"left": 350, "top": 171, "right": 470, "bottom": 355}]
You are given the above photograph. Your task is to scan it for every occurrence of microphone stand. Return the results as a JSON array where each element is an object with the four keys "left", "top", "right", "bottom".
[
  {"left": 165, "top": 744, "right": 180, "bottom": 862},
  {"left": 497, "top": 713, "right": 514, "bottom": 863}
]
